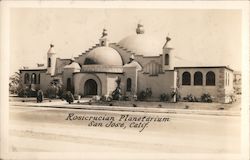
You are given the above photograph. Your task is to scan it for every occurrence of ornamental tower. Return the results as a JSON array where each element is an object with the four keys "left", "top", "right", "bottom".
[
  {"left": 47, "top": 44, "right": 57, "bottom": 76},
  {"left": 162, "top": 36, "right": 174, "bottom": 70}
]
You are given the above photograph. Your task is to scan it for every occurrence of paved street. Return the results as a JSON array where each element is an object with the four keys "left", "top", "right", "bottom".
[{"left": 9, "top": 105, "right": 240, "bottom": 154}]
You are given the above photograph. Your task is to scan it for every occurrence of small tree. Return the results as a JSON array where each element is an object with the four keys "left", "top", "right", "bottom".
[
  {"left": 9, "top": 72, "right": 23, "bottom": 95},
  {"left": 160, "top": 93, "right": 170, "bottom": 102},
  {"left": 46, "top": 79, "right": 63, "bottom": 99},
  {"left": 112, "top": 77, "right": 122, "bottom": 100}
]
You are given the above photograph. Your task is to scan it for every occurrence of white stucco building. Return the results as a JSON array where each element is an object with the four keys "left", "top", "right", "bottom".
[{"left": 19, "top": 24, "right": 234, "bottom": 103}]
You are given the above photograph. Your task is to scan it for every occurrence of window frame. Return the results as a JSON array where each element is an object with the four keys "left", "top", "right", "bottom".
[
  {"left": 165, "top": 54, "right": 169, "bottom": 65},
  {"left": 24, "top": 73, "right": 29, "bottom": 84},
  {"left": 194, "top": 71, "right": 203, "bottom": 86},
  {"left": 206, "top": 71, "right": 216, "bottom": 86},
  {"left": 126, "top": 78, "right": 132, "bottom": 92},
  {"left": 182, "top": 71, "right": 191, "bottom": 85},
  {"left": 48, "top": 58, "right": 51, "bottom": 67},
  {"left": 31, "top": 73, "right": 37, "bottom": 84}
]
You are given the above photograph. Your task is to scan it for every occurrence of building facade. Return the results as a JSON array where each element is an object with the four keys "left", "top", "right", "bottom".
[{"left": 19, "top": 24, "right": 234, "bottom": 103}]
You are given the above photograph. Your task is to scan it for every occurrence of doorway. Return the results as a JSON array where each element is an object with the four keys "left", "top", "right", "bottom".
[{"left": 84, "top": 79, "right": 97, "bottom": 95}]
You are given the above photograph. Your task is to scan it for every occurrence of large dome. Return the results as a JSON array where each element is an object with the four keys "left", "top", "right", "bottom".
[
  {"left": 118, "top": 34, "right": 163, "bottom": 57},
  {"left": 84, "top": 46, "right": 123, "bottom": 65}
]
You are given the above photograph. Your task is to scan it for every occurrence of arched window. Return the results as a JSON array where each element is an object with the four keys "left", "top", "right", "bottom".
[
  {"left": 31, "top": 73, "right": 37, "bottom": 84},
  {"left": 67, "top": 78, "right": 71, "bottom": 91},
  {"left": 194, "top": 71, "right": 203, "bottom": 85},
  {"left": 24, "top": 73, "right": 29, "bottom": 84},
  {"left": 37, "top": 74, "right": 40, "bottom": 84},
  {"left": 182, "top": 72, "right": 191, "bottom": 85},
  {"left": 126, "top": 78, "right": 132, "bottom": 91},
  {"left": 48, "top": 58, "right": 51, "bottom": 67},
  {"left": 206, "top": 71, "right": 215, "bottom": 86},
  {"left": 165, "top": 54, "right": 169, "bottom": 65}
]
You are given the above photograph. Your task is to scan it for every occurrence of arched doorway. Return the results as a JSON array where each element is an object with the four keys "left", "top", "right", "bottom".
[{"left": 84, "top": 79, "right": 97, "bottom": 95}]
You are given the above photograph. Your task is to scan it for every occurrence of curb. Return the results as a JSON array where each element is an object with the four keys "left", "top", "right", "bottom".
[{"left": 10, "top": 102, "right": 240, "bottom": 116}]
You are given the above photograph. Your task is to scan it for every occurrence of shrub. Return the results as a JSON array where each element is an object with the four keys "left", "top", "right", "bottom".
[
  {"left": 46, "top": 84, "right": 59, "bottom": 99},
  {"left": 101, "top": 95, "right": 112, "bottom": 102},
  {"left": 160, "top": 93, "right": 170, "bottom": 102},
  {"left": 46, "top": 80, "right": 63, "bottom": 99},
  {"left": 175, "top": 92, "right": 181, "bottom": 102},
  {"left": 92, "top": 95, "right": 101, "bottom": 102},
  {"left": 123, "top": 96, "right": 130, "bottom": 101},
  {"left": 184, "top": 94, "right": 196, "bottom": 102},
  {"left": 201, "top": 93, "right": 212, "bottom": 103},
  {"left": 145, "top": 88, "right": 152, "bottom": 98},
  {"left": 65, "top": 91, "right": 74, "bottom": 104},
  {"left": 228, "top": 94, "right": 236, "bottom": 103},
  {"left": 138, "top": 91, "right": 146, "bottom": 101},
  {"left": 18, "top": 86, "right": 37, "bottom": 97},
  {"left": 112, "top": 87, "right": 122, "bottom": 100},
  {"left": 133, "top": 95, "right": 138, "bottom": 101},
  {"left": 17, "top": 89, "right": 25, "bottom": 97},
  {"left": 138, "top": 88, "right": 153, "bottom": 101}
]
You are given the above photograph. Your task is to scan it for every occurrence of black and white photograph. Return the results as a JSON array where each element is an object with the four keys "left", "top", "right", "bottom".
[{"left": 1, "top": 1, "right": 249, "bottom": 160}]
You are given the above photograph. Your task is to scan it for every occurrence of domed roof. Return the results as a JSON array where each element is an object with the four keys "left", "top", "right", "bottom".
[
  {"left": 64, "top": 62, "right": 81, "bottom": 70},
  {"left": 84, "top": 47, "right": 123, "bottom": 65},
  {"left": 118, "top": 34, "right": 163, "bottom": 57}
]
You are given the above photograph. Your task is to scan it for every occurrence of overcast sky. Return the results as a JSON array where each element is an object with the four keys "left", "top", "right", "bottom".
[{"left": 10, "top": 8, "right": 241, "bottom": 74}]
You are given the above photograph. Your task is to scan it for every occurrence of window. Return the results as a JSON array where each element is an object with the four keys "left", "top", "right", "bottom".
[
  {"left": 182, "top": 72, "right": 191, "bottom": 85},
  {"left": 24, "top": 73, "right": 29, "bottom": 84},
  {"left": 206, "top": 71, "right": 215, "bottom": 86},
  {"left": 48, "top": 58, "right": 51, "bottom": 67},
  {"left": 67, "top": 78, "right": 71, "bottom": 91},
  {"left": 194, "top": 71, "right": 203, "bottom": 85},
  {"left": 31, "top": 73, "right": 37, "bottom": 84},
  {"left": 165, "top": 54, "right": 169, "bottom": 65},
  {"left": 37, "top": 74, "right": 40, "bottom": 84},
  {"left": 225, "top": 72, "right": 230, "bottom": 86},
  {"left": 225, "top": 72, "right": 227, "bottom": 86},
  {"left": 126, "top": 78, "right": 132, "bottom": 91}
]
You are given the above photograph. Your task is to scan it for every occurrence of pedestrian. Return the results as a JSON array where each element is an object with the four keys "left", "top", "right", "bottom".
[{"left": 37, "top": 89, "right": 44, "bottom": 103}]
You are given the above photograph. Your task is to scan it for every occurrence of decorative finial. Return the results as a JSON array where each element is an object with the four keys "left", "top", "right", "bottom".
[
  {"left": 102, "top": 28, "right": 108, "bottom": 38},
  {"left": 163, "top": 35, "right": 172, "bottom": 48},
  {"left": 129, "top": 54, "right": 135, "bottom": 63},
  {"left": 136, "top": 24, "right": 144, "bottom": 34},
  {"left": 50, "top": 44, "right": 54, "bottom": 48},
  {"left": 166, "top": 36, "right": 171, "bottom": 43}
]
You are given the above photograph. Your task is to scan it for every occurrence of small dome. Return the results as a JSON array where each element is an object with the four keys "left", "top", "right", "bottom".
[
  {"left": 64, "top": 62, "right": 81, "bottom": 70},
  {"left": 84, "top": 47, "right": 123, "bottom": 65},
  {"left": 123, "top": 60, "right": 142, "bottom": 71},
  {"left": 118, "top": 34, "right": 163, "bottom": 57}
]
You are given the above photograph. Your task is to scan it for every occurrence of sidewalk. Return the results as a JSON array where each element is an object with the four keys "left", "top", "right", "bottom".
[{"left": 9, "top": 99, "right": 240, "bottom": 116}]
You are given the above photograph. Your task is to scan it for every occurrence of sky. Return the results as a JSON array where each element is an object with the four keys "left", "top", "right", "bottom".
[{"left": 10, "top": 8, "right": 242, "bottom": 74}]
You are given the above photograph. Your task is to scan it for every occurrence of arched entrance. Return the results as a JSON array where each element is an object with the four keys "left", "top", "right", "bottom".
[{"left": 84, "top": 79, "right": 97, "bottom": 95}]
